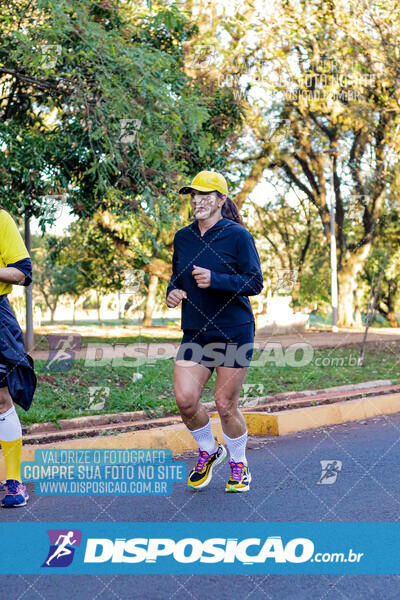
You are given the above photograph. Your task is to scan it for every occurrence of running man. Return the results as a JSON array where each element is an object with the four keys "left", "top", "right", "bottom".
[
  {"left": 46, "top": 531, "right": 77, "bottom": 566},
  {"left": 0, "top": 206, "right": 36, "bottom": 507},
  {"left": 166, "top": 171, "right": 263, "bottom": 492}
]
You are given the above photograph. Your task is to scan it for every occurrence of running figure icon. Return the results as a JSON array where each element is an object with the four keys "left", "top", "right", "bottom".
[
  {"left": 45, "top": 531, "right": 77, "bottom": 566},
  {"left": 44, "top": 334, "right": 81, "bottom": 372}
]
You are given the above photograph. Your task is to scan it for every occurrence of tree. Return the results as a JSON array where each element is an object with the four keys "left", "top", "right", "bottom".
[
  {"left": 362, "top": 205, "right": 400, "bottom": 326},
  {"left": 58, "top": 219, "right": 133, "bottom": 323},
  {"left": 0, "top": 1, "right": 202, "bottom": 217},
  {"left": 248, "top": 190, "right": 330, "bottom": 310},
  {"left": 0, "top": 0, "right": 244, "bottom": 327},
  {"left": 184, "top": 0, "right": 400, "bottom": 326},
  {"left": 31, "top": 234, "right": 78, "bottom": 322}
]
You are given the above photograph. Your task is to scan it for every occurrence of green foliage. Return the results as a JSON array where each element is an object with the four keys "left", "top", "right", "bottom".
[
  {"left": 31, "top": 234, "right": 81, "bottom": 319},
  {"left": 361, "top": 206, "right": 400, "bottom": 324},
  {"left": 0, "top": 0, "right": 244, "bottom": 312},
  {"left": 198, "top": 0, "right": 400, "bottom": 323},
  {"left": 0, "top": 0, "right": 242, "bottom": 227}
]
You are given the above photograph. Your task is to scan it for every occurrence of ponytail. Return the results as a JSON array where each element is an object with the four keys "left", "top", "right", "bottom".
[{"left": 218, "top": 193, "right": 245, "bottom": 227}]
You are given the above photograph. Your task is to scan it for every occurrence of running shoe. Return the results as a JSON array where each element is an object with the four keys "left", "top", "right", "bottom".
[
  {"left": 188, "top": 440, "right": 227, "bottom": 490},
  {"left": 225, "top": 461, "right": 251, "bottom": 492},
  {"left": 1, "top": 479, "right": 29, "bottom": 507}
]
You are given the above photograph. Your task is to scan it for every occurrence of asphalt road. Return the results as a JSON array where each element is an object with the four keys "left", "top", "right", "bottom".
[{"left": 2, "top": 413, "right": 400, "bottom": 599}]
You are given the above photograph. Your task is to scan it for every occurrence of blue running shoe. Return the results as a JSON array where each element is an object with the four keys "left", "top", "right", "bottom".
[{"left": 1, "top": 479, "right": 29, "bottom": 507}]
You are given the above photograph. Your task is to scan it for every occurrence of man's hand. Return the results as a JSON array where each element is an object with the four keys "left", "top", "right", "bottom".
[
  {"left": 192, "top": 265, "right": 211, "bottom": 288},
  {"left": 166, "top": 289, "right": 187, "bottom": 308}
]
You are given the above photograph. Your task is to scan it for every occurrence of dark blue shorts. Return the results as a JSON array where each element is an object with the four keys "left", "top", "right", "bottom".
[
  {"left": 176, "top": 322, "right": 255, "bottom": 372},
  {"left": 0, "top": 295, "right": 36, "bottom": 409}
]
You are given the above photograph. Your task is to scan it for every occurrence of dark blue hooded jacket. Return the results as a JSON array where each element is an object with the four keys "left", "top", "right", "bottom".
[
  {"left": 166, "top": 217, "right": 263, "bottom": 331},
  {"left": 0, "top": 258, "right": 36, "bottom": 411}
]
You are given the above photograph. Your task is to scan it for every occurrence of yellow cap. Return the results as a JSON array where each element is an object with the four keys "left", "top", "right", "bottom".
[{"left": 178, "top": 170, "right": 228, "bottom": 195}]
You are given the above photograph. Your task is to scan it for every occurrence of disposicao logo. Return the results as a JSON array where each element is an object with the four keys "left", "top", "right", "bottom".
[
  {"left": 42, "top": 529, "right": 82, "bottom": 567},
  {"left": 83, "top": 536, "right": 314, "bottom": 565}
]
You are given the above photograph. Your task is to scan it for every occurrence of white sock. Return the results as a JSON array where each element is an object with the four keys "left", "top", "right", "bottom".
[
  {"left": 189, "top": 420, "right": 217, "bottom": 454},
  {"left": 224, "top": 430, "right": 248, "bottom": 464},
  {"left": 0, "top": 405, "right": 22, "bottom": 441}
]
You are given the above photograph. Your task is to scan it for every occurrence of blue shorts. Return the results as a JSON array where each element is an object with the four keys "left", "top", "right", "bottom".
[
  {"left": 0, "top": 295, "right": 36, "bottom": 410},
  {"left": 176, "top": 322, "right": 255, "bottom": 372}
]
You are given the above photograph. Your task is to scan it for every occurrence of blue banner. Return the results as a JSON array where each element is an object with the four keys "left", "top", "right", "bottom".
[
  {"left": 20, "top": 449, "right": 186, "bottom": 496},
  {"left": 0, "top": 522, "right": 399, "bottom": 574}
]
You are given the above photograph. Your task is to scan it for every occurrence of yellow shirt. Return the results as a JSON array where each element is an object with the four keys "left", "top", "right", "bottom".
[{"left": 0, "top": 210, "right": 30, "bottom": 295}]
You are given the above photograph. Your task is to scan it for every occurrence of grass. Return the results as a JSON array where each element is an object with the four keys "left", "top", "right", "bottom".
[
  {"left": 23, "top": 357, "right": 181, "bottom": 426},
  {"left": 18, "top": 340, "right": 400, "bottom": 426},
  {"left": 32, "top": 333, "right": 182, "bottom": 351},
  {"left": 246, "top": 344, "right": 399, "bottom": 393}
]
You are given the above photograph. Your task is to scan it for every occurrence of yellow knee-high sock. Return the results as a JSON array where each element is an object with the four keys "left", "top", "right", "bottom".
[{"left": 1, "top": 438, "right": 22, "bottom": 482}]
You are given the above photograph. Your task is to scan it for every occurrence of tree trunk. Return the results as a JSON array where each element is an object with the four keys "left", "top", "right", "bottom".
[
  {"left": 386, "top": 279, "right": 398, "bottom": 327},
  {"left": 291, "top": 283, "right": 300, "bottom": 310},
  {"left": 96, "top": 291, "right": 102, "bottom": 324},
  {"left": 117, "top": 291, "right": 122, "bottom": 320},
  {"left": 235, "top": 156, "right": 270, "bottom": 210},
  {"left": 337, "top": 244, "right": 371, "bottom": 327},
  {"left": 72, "top": 299, "right": 77, "bottom": 324},
  {"left": 142, "top": 274, "right": 158, "bottom": 327},
  {"left": 387, "top": 310, "right": 398, "bottom": 327},
  {"left": 353, "top": 289, "right": 363, "bottom": 328},
  {"left": 50, "top": 306, "right": 56, "bottom": 324}
]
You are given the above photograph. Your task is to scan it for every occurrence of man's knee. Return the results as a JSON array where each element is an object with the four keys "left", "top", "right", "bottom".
[
  {"left": 174, "top": 388, "right": 201, "bottom": 418},
  {"left": 0, "top": 387, "right": 13, "bottom": 413},
  {"left": 215, "top": 395, "right": 237, "bottom": 421}
]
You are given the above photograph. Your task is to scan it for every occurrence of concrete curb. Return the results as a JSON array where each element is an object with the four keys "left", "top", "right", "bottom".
[
  {"left": 0, "top": 420, "right": 224, "bottom": 479},
  {"left": 258, "top": 379, "right": 397, "bottom": 400},
  {"left": 240, "top": 392, "right": 400, "bottom": 436},
  {"left": 25, "top": 410, "right": 148, "bottom": 434},
  {"left": 23, "top": 379, "right": 398, "bottom": 435}
]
